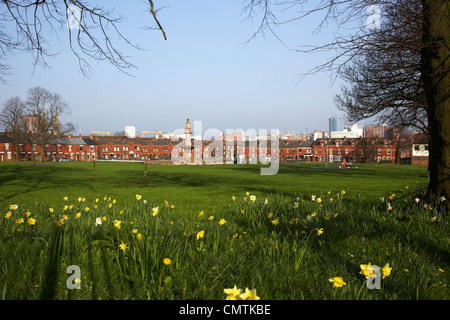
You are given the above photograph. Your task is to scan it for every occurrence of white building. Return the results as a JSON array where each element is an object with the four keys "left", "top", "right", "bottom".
[
  {"left": 125, "top": 126, "right": 136, "bottom": 138},
  {"left": 330, "top": 123, "right": 364, "bottom": 139}
]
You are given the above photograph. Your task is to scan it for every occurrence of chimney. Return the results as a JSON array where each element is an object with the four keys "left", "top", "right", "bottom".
[
  {"left": 79, "top": 133, "right": 82, "bottom": 138},
  {"left": 68, "top": 134, "right": 72, "bottom": 139},
  {"left": 343, "top": 136, "right": 346, "bottom": 140}
]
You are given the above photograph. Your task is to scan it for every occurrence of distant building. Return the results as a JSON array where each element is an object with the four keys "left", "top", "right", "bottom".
[
  {"left": 330, "top": 123, "right": 364, "bottom": 139},
  {"left": 125, "top": 126, "right": 136, "bottom": 138},
  {"left": 365, "top": 124, "right": 389, "bottom": 138},
  {"left": 329, "top": 116, "right": 337, "bottom": 133}
]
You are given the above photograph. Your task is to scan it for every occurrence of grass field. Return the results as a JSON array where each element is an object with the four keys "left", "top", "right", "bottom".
[{"left": 0, "top": 161, "right": 448, "bottom": 300}]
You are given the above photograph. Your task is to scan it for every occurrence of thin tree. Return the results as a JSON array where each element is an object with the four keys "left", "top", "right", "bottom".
[
  {"left": 0, "top": 96, "right": 27, "bottom": 160},
  {"left": 26, "top": 86, "right": 72, "bottom": 161}
]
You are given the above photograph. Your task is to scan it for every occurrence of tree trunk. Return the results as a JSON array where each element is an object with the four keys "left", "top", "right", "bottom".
[{"left": 421, "top": 0, "right": 450, "bottom": 205}]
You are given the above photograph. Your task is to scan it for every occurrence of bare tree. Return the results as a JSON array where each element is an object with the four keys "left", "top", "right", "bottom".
[
  {"left": 243, "top": 0, "right": 450, "bottom": 204},
  {"left": 0, "top": 96, "right": 27, "bottom": 160},
  {"left": 26, "top": 86, "right": 72, "bottom": 161},
  {"left": 0, "top": 0, "right": 167, "bottom": 80}
]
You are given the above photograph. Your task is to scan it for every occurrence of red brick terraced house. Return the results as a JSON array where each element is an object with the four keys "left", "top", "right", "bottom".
[
  {"left": 312, "top": 137, "right": 397, "bottom": 164},
  {"left": 0, "top": 132, "right": 98, "bottom": 162},
  {"left": 280, "top": 140, "right": 314, "bottom": 162},
  {"left": 94, "top": 136, "right": 175, "bottom": 161}
]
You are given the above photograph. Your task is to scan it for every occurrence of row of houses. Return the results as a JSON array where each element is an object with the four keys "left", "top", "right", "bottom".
[{"left": 0, "top": 131, "right": 429, "bottom": 165}]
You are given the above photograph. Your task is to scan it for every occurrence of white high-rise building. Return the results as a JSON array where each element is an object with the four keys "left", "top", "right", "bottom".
[{"left": 125, "top": 126, "right": 136, "bottom": 138}]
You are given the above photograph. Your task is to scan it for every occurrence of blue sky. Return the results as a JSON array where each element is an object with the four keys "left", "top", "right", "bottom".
[{"left": 0, "top": 0, "right": 350, "bottom": 136}]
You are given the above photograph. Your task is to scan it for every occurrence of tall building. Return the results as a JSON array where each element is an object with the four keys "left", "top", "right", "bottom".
[
  {"left": 125, "top": 126, "right": 136, "bottom": 138},
  {"left": 329, "top": 116, "right": 337, "bottom": 133}
]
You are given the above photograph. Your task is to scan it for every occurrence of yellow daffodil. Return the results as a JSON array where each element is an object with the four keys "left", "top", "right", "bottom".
[
  {"left": 250, "top": 195, "right": 256, "bottom": 202},
  {"left": 219, "top": 219, "right": 226, "bottom": 225},
  {"left": 316, "top": 228, "right": 324, "bottom": 236},
  {"left": 136, "top": 194, "right": 142, "bottom": 200},
  {"left": 196, "top": 230, "right": 204, "bottom": 240},
  {"left": 199, "top": 211, "right": 204, "bottom": 217},
  {"left": 382, "top": 263, "right": 392, "bottom": 279},
  {"left": 137, "top": 233, "right": 142, "bottom": 240},
  {"left": 271, "top": 218, "right": 279, "bottom": 225},
  {"left": 49, "top": 208, "right": 54, "bottom": 213},
  {"left": 232, "top": 196, "right": 236, "bottom": 201},
  {"left": 114, "top": 220, "right": 121, "bottom": 229},
  {"left": 239, "top": 288, "right": 260, "bottom": 300},
  {"left": 209, "top": 216, "right": 214, "bottom": 220},
  {"left": 62, "top": 215, "right": 68, "bottom": 220},
  {"left": 224, "top": 286, "right": 242, "bottom": 300},
  {"left": 9, "top": 204, "right": 18, "bottom": 210},
  {"left": 25, "top": 211, "right": 31, "bottom": 217},
  {"left": 5, "top": 212, "right": 12, "bottom": 219},
  {"left": 75, "top": 213, "right": 81, "bottom": 219},
  {"left": 163, "top": 258, "right": 171, "bottom": 265},
  {"left": 63, "top": 196, "right": 68, "bottom": 201},
  {"left": 119, "top": 242, "right": 128, "bottom": 252},
  {"left": 15, "top": 218, "right": 24, "bottom": 224},
  {"left": 245, "top": 192, "right": 250, "bottom": 196},
  {"left": 56, "top": 219, "right": 64, "bottom": 226},
  {"left": 132, "top": 229, "right": 138, "bottom": 234},
  {"left": 360, "top": 263, "right": 377, "bottom": 279},
  {"left": 152, "top": 207, "right": 159, "bottom": 216},
  {"left": 329, "top": 277, "right": 346, "bottom": 288},
  {"left": 27, "top": 217, "right": 36, "bottom": 225},
  {"left": 316, "top": 198, "right": 322, "bottom": 203},
  {"left": 85, "top": 207, "right": 90, "bottom": 212}
]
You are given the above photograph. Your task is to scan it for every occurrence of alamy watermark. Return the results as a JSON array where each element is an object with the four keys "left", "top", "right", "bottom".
[
  {"left": 66, "top": 4, "right": 82, "bottom": 30},
  {"left": 366, "top": 5, "right": 381, "bottom": 31},
  {"left": 66, "top": 265, "right": 81, "bottom": 289},
  {"left": 366, "top": 265, "right": 382, "bottom": 289},
  {"left": 169, "top": 121, "right": 280, "bottom": 175}
]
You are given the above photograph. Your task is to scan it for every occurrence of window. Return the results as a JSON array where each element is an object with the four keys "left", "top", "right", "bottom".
[
  {"left": 323, "top": 149, "right": 326, "bottom": 154},
  {"left": 385, "top": 141, "right": 389, "bottom": 147},
  {"left": 80, "top": 145, "right": 83, "bottom": 151},
  {"left": 387, "top": 149, "right": 390, "bottom": 154},
  {"left": 345, "top": 148, "right": 348, "bottom": 154},
  {"left": 69, "top": 145, "right": 72, "bottom": 151},
  {"left": 5, "top": 143, "right": 9, "bottom": 151},
  {"left": 378, "top": 148, "right": 381, "bottom": 154},
  {"left": 336, "top": 141, "right": 340, "bottom": 147},
  {"left": 414, "top": 145, "right": 419, "bottom": 151}
]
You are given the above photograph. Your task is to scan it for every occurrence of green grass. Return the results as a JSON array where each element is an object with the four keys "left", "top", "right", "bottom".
[
  {"left": 0, "top": 161, "right": 448, "bottom": 300},
  {"left": 0, "top": 161, "right": 430, "bottom": 212}
]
